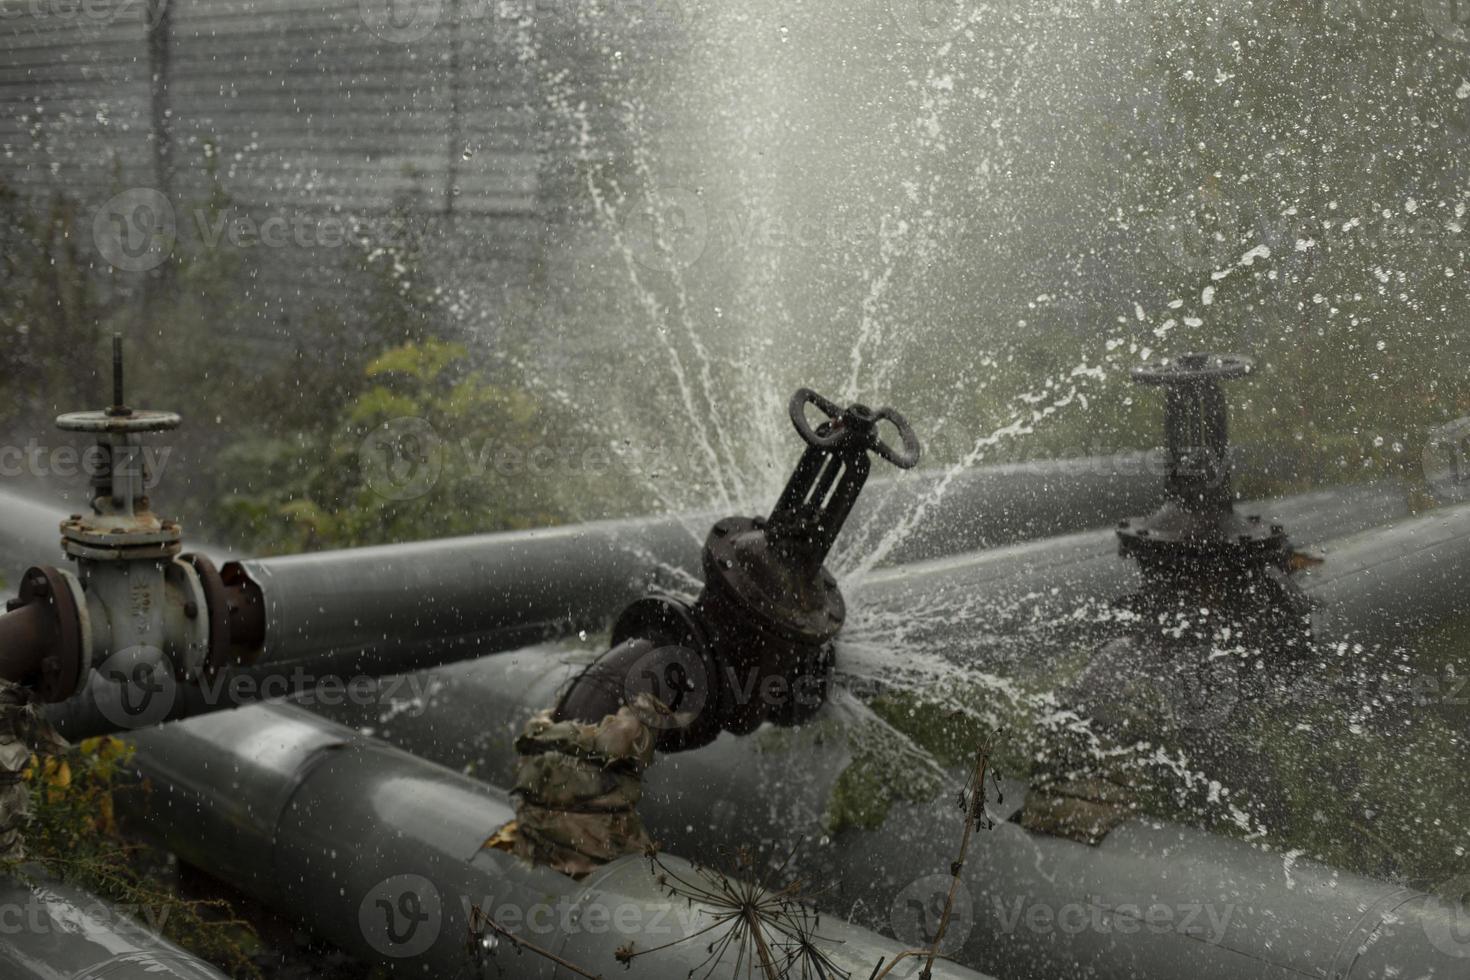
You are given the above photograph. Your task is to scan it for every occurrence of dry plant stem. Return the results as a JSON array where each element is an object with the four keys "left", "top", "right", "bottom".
[
  {"left": 869, "top": 949, "right": 954, "bottom": 980},
  {"left": 746, "top": 907, "right": 780, "bottom": 979},
  {"left": 872, "top": 738, "right": 994, "bottom": 980},
  {"left": 469, "top": 906, "right": 605, "bottom": 980}
]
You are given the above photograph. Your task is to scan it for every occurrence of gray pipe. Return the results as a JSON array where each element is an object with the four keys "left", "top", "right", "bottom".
[
  {"left": 318, "top": 646, "right": 1470, "bottom": 980},
  {"left": 1300, "top": 502, "right": 1470, "bottom": 647},
  {"left": 32, "top": 454, "right": 1183, "bottom": 739},
  {"left": 120, "top": 701, "right": 995, "bottom": 980},
  {"left": 229, "top": 452, "right": 1174, "bottom": 669},
  {"left": 42, "top": 477, "right": 1414, "bottom": 741},
  {"left": 0, "top": 489, "right": 68, "bottom": 587},
  {"left": 852, "top": 479, "right": 1418, "bottom": 631},
  {"left": 0, "top": 869, "right": 228, "bottom": 979}
]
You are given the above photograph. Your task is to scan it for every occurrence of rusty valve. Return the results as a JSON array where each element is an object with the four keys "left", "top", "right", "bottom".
[
  {"left": 0, "top": 337, "right": 262, "bottom": 713},
  {"left": 555, "top": 388, "right": 919, "bottom": 751}
]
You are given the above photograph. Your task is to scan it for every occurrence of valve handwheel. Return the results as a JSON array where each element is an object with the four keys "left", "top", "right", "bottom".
[{"left": 788, "top": 388, "right": 921, "bottom": 469}]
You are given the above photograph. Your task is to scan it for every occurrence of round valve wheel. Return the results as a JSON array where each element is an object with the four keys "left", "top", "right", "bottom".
[{"left": 1132, "top": 352, "right": 1253, "bottom": 385}]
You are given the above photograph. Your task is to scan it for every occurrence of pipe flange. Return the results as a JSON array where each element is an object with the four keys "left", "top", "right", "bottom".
[
  {"left": 611, "top": 595, "right": 709, "bottom": 651},
  {"left": 701, "top": 516, "right": 845, "bottom": 645},
  {"left": 13, "top": 566, "right": 86, "bottom": 703},
  {"left": 1132, "top": 352, "right": 1253, "bottom": 385},
  {"left": 182, "top": 554, "right": 232, "bottom": 678}
]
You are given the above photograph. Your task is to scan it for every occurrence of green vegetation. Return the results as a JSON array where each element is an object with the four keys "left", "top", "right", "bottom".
[{"left": 10, "top": 737, "right": 261, "bottom": 978}]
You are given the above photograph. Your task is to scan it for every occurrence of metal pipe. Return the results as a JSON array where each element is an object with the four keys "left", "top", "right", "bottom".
[
  {"left": 1300, "top": 502, "right": 1470, "bottom": 647},
  {"left": 853, "top": 479, "right": 1417, "bottom": 621},
  {"left": 0, "top": 489, "right": 68, "bottom": 587},
  {"left": 45, "top": 479, "right": 1413, "bottom": 740},
  {"left": 0, "top": 869, "right": 229, "bottom": 979},
  {"left": 298, "top": 488, "right": 1468, "bottom": 980},
  {"left": 221, "top": 453, "right": 1171, "bottom": 670},
  {"left": 322, "top": 646, "right": 1469, "bottom": 980},
  {"left": 119, "top": 702, "right": 996, "bottom": 980}
]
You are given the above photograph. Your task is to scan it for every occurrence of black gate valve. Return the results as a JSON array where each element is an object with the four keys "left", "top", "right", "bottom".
[
  {"left": 554, "top": 388, "right": 920, "bottom": 751},
  {"left": 1113, "top": 352, "right": 1313, "bottom": 649},
  {"left": 1116, "top": 353, "right": 1291, "bottom": 572}
]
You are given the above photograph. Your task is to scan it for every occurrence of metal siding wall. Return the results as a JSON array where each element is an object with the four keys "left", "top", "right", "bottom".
[{"left": 0, "top": 0, "right": 552, "bottom": 345}]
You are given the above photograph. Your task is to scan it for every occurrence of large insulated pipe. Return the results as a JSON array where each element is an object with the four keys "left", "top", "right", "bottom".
[
  {"left": 237, "top": 477, "right": 1413, "bottom": 672},
  {"left": 1300, "top": 502, "right": 1470, "bottom": 647},
  {"left": 319, "top": 648, "right": 1470, "bottom": 980},
  {"left": 120, "top": 701, "right": 996, "bottom": 980},
  {"left": 0, "top": 488, "right": 68, "bottom": 586},
  {"left": 0, "top": 869, "right": 229, "bottom": 979},
  {"left": 6, "top": 451, "right": 1163, "bottom": 735},
  {"left": 213, "top": 451, "right": 1171, "bottom": 670},
  {"left": 853, "top": 479, "right": 1418, "bottom": 622},
  {"left": 42, "top": 478, "right": 1415, "bottom": 740}
]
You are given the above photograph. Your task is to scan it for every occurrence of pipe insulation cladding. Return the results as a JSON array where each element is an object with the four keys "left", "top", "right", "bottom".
[
  {"left": 118, "top": 701, "right": 998, "bottom": 980},
  {"left": 39, "top": 478, "right": 1418, "bottom": 739},
  {"left": 0, "top": 871, "right": 229, "bottom": 980},
  {"left": 316, "top": 645, "right": 1470, "bottom": 980}
]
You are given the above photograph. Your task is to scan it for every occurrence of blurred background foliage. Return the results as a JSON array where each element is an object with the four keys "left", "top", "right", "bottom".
[{"left": 0, "top": 0, "right": 1464, "bottom": 557}]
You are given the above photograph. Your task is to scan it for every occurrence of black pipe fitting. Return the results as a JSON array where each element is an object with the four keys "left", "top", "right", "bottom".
[{"left": 554, "top": 388, "right": 920, "bottom": 751}]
